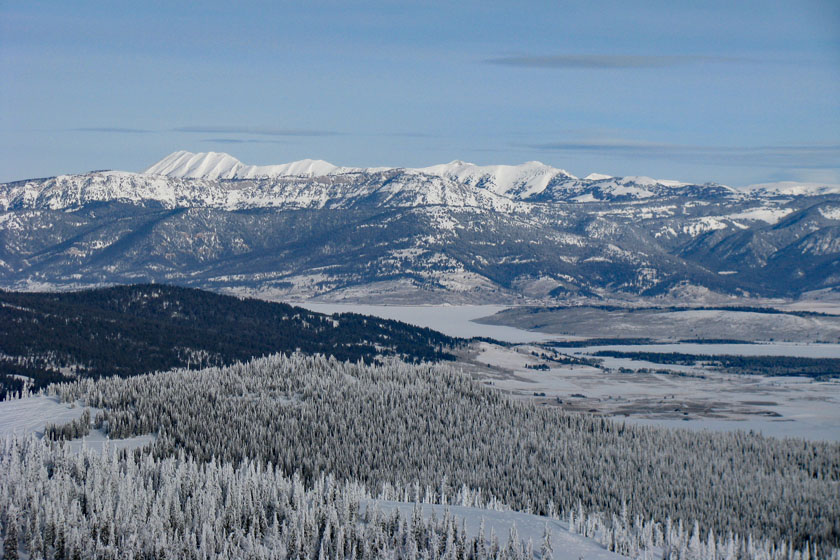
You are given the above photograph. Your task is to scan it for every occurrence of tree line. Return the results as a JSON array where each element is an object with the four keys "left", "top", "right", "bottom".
[{"left": 593, "top": 350, "right": 840, "bottom": 377}]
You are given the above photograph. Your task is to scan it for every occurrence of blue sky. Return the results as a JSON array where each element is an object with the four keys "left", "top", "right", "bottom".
[{"left": 1, "top": 0, "right": 838, "bottom": 185}]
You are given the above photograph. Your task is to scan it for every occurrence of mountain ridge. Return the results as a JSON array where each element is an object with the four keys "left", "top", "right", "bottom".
[
  {"left": 3, "top": 151, "right": 838, "bottom": 214},
  {"left": 0, "top": 151, "right": 750, "bottom": 213},
  {"left": 1, "top": 151, "right": 839, "bottom": 301},
  {"left": 141, "top": 150, "right": 840, "bottom": 196}
]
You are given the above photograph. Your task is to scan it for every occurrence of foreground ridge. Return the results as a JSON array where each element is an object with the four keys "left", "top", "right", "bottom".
[{"left": 45, "top": 352, "right": 840, "bottom": 553}]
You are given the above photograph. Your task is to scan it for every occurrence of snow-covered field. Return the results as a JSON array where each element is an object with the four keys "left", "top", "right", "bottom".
[
  {"left": 0, "top": 395, "right": 89, "bottom": 436},
  {"left": 0, "top": 395, "right": 156, "bottom": 453},
  {"left": 465, "top": 342, "right": 840, "bottom": 442}
]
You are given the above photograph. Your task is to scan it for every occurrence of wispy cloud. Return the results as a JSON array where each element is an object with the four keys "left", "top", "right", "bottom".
[
  {"left": 72, "top": 125, "right": 436, "bottom": 139},
  {"left": 73, "top": 127, "right": 153, "bottom": 133},
  {"left": 528, "top": 139, "right": 840, "bottom": 168},
  {"left": 173, "top": 126, "right": 339, "bottom": 137},
  {"left": 201, "top": 138, "right": 291, "bottom": 144},
  {"left": 485, "top": 54, "right": 745, "bottom": 69},
  {"left": 384, "top": 132, "right": 442, "bottom": 138}
]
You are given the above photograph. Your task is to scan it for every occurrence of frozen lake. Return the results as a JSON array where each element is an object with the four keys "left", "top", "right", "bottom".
[
  {"left": 295, "top": 303, "right": 552, "bottom": 343},
  {"left": 297, "top": 302, "right": 840, "bottom": 358},
  {"left": 622, "top": 415, "right": 840, "bottom": 442}
]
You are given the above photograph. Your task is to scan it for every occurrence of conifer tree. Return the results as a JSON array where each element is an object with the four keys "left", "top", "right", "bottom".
[{"left": 540, "top": 523, "right": 552, "bottom": 559}]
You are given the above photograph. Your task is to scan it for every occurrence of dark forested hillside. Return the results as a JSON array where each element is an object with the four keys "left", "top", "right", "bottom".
[{"left": 0, "top": 284, "right": 461, "bottom": 398}]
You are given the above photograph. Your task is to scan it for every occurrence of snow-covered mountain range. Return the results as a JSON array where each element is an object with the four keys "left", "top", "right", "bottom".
[
  {"left": 144, "top": 151, "right": 578, "bottom": 195},
  {"left": 4, "top": 150, "right": 838, "bottom": 212},
  {"left": 1, "top": 151, "right": 839, "bottom": 301}
]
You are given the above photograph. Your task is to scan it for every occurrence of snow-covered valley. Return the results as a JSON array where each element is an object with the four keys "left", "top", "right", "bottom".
[{"left": 293, "top": 302, "right": 840, "bottom": 442}]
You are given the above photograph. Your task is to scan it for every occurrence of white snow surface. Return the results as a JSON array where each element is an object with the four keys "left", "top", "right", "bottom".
[
  {"left": 415, "top": 160, "right": 575, "bottom": 199},
  {"left": 145, "top": 150, "right": 340, "bottom": 179},
  {"left": 143, "top": 151, "right": 705, "bottom": 202},
  {"left": 819, "top": 206, "right": 840, "bottom": 220},
  {"left": 0, "top": 167, "right": 519, "bottom": 212},
  {"left": 616, "top": 176, "right": 675, "bottom": 187},
  {"left": 0, "top": 395, "right": 89, "bottom": 436},
  {"left": 726, "top": 207, "right": 794, "bottom": 224},
  {"left": 0, "top": 395, "right": 155, "bottom": 453},
  {"left": 295, "top": 303, "right": 551, "bottom": 343},
  {"left": 367, "top": 500, "right": 629, "bottom": 560},
  {"left": 743, "top": 181, "right": 840, "bottom": 196},
  {"left": 589, "top": 176, "right": 686, "bottom": 199}
]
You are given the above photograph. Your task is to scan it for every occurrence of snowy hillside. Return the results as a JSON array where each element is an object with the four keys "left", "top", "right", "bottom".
[
  {"left": 0, "top": 167, "right": 518, "bottom": 212},
  {"left": 742, "top": 180, "right": 840, "bottom": 196}
]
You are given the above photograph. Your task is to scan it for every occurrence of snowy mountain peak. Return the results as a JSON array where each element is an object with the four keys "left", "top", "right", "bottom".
[
  {"left": 145, "top": 151, "right": 339, "bottom": 179},
  {"left": 145, "top": 151, "right": 244, "bottom": 180}
]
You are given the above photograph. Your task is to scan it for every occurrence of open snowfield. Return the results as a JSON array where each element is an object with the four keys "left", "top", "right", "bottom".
[
  {"left": 0, "top": 394, "right": 89, "bottom": 436},
  {"left": 0, "top": 394, "right": 155, "bottom": 452},
  {"left": 460, "top": 342, "right": 840, "bottom": 442},
  {"left": 367, "top": 500, "right": 630, "bottom": 560},
  {"left": 65, "top": 427, "right": 156, "bottom": 454}
]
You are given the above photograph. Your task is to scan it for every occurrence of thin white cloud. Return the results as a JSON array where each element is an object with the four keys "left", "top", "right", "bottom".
[
  {"left": 201, "top": 138, "right": 291, "bottom": 144},
  {"left": 73, "top": 127, "right": 153, "bottom": 134},
  {"left": 529, "top": 140, "right": 840, "bottom": 168},
  {"left": 173, "top": 126, "right": 339, "bottom": 137},
  {"left": 485, "top": 54, "right": 747, "bottom": 69}
]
